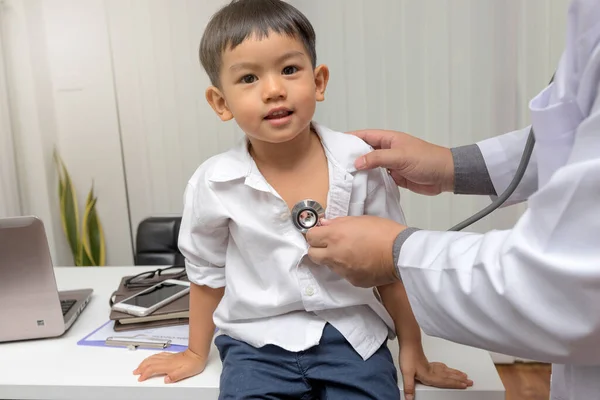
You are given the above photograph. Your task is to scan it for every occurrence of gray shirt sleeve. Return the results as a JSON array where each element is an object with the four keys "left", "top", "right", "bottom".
[
  {"left": 392, "top": 227, "right": 420, "bottom": 279},
  {"left": 391, "top": 144, "right": 496, "bottom": 278},
  {"left": 451, "top": 144, "right": 497, "bottom": 196}
]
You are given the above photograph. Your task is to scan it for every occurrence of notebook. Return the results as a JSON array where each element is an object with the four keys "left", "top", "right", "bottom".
[{"left": 109, "top": 274, "right": 189, "bottom": 332}]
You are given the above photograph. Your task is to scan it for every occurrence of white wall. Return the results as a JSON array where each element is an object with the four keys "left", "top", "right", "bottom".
[
  {"left": 2, "top": 0, "right": 570, "bottom": 265},
  {"left": 107, "top": 0, "right": 569, "bottom": 241},
  {"left": 300, "top": 0, "right": 569, "bottom": 234},
  {"left": 1, "top": 0, "right": 64, "bottom": 263},
  {"left": 0, "top": 4, "right": 21, "bottom": 218},
  {"left": 104, "top": 0, "right": 246, "bottom": 243},
  {"left": 1, "top": 0, "right": 133, "bottom": 265}
]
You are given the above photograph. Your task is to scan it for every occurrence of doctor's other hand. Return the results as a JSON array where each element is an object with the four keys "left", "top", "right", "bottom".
[
  {"left": 306, "top": 216, "right": 405, "bottom": 287},
  {"left": 349, "top": 129, "right": 454, "bottom": 196},
  {"left": 133, "top": 348, "right": 207, "bottom": 384}
]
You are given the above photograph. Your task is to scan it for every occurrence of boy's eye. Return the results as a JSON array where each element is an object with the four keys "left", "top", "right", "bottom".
[
  {"left": 241, "top": 75, "right": 257, "bottom": 84},
  {"left": 282, "top": 66, "right": 298, "bottom": 75}
]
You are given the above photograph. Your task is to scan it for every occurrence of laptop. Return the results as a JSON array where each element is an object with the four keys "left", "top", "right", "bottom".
[{"left": 0, "top": 216, "right": 93, "bottom": 342}]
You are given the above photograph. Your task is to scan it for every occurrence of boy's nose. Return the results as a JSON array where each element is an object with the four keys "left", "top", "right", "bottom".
[{"left": 262, "top": 76, "right": 287, "bottom": 102}]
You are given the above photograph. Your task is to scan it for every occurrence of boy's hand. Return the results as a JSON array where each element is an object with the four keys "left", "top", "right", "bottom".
[
  {"left": 133, "top": 349, "right": 207, "bottom": 383},
  {"left": 398, "top": 342, "right": 473, "bottom": 400}
]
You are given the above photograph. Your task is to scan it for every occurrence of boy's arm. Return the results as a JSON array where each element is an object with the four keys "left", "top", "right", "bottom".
[
  {"left": 133, "top": 283, "right": 224, "bottom": 383},
  {"left": 377, "top": 281, "right": 421, "bottom": 343},
  {"left": 188, "top": 282, "right": 225, "bottom": 360},
  {"left": 134, "top": 178, "right": 229, "bottom": 383},
  {"left": 179, "top": 179, "right": 229, "bottom": 358},
  {"left": 363, "top": 167, "right": 473, "bottom": 398},
  {"left": 363, "top": 167, "right": 421, "bottom": 341}
]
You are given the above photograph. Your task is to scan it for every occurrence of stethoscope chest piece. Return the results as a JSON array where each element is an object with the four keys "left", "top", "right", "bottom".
[{"left": 291, "top": 199, "right": 325, "bottom": 233}]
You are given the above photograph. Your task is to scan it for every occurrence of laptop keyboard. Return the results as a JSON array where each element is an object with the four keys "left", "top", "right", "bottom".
[{"left": 60, "top": 299, "right": 76, "bottom": 316}]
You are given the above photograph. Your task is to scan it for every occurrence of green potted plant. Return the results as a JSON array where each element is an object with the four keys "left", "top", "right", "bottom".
[{"left": 53, "top": 150, "right": 106, "bottom": 266}]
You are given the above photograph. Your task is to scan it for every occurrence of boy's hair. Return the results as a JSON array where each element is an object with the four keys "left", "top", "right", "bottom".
[{"left": 199, "top": 0, "right": 317, "bottom": 88}]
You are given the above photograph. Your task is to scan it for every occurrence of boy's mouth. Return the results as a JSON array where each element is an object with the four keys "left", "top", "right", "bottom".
[{"left": 264, "top": 107, "right": 293, "bottom": 120}]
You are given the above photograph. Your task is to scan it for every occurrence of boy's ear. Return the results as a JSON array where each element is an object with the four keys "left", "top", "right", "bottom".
[
  {"left": 314, "top": 64, "right": 329, "bottom": 102},
  {"left": 206, "top": 86, "right": 233, "bottom": 121}
]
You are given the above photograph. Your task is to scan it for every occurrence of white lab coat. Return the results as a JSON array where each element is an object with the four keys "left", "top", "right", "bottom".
[{"left": 397, "top": 1, "right": 600, "bottom": 399}]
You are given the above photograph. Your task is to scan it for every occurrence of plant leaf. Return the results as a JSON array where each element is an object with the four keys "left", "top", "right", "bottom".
[
  {"left": 79, "top": 245, "right": 95, "bottom": 267},
  {"left": 81, "top": 193, "right": 96, "bottom": 265},
  {"left": 85, "top": 184, "right": 94, "bottom": 210},
  {"left": 95, "top": 214, "right": 106, "bottom": 266},
  {"left": 82, "top": 192, "right": 106, "bottom": 266},
  {"left": 53, "top": 150, "right": 66, "bottom": 231},
  {"left": 55, "top": 153, "right": 80, "bottom": 264}
]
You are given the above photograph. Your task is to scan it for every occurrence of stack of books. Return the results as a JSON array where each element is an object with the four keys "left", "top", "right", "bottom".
[{"left": 109, "top": 274, "right": 189, "bottom": 332}]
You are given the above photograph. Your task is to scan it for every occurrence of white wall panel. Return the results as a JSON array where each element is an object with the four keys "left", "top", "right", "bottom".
[
  {"left": 106, "top": 0, "right": 569, "bottom": 241},
  {"left": 2, "top": 0, "right": 133, "bottom": 265},
  {"left": 0, "top": 4, "right": 21, "bottom": 218},
  {"left": 4, "top": 0, "right": 569, "bottom": 263},
  {"left": 105, "top": 0, "right": 245, "bottom": 244}
]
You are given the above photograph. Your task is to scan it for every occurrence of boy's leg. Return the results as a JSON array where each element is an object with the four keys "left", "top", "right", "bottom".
[
  {"left": 215, "top": 334, "right": 314, "bottom": 400},
  {"left": 302, "top": 324, "right": 400, "bottom": 400}
]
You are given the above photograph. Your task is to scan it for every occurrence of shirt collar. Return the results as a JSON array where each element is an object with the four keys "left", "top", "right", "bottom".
[{"left": 207, "top": 122, "right": 359, "bottom": 183}]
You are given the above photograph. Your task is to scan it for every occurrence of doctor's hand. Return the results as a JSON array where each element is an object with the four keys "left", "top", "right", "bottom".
[
  {"left": 306, "top": 216, "right": 405, "bottom": 287},
  {"left": 133, "top": 348, "right": 207, "bottom": 384},
  {"left": 349, "top": 129, "right": 454, "bottom": 196}
]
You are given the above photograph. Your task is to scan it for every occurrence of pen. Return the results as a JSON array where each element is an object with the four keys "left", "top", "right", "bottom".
[{"left": 105, "top": 334, "right": 172, "bottom": 350}]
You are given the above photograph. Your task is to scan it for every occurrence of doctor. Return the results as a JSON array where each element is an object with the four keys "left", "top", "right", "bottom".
[{"left": 306, "top": 0, "right": 600, "bottom": 399}]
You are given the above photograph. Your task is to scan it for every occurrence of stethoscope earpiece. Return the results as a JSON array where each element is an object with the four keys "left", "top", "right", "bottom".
[{"left": 291, "top": 199, "right": 325, "bottom": 233}]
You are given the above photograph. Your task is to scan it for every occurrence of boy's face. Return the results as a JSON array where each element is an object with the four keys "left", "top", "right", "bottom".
[{"left": 206, "top": 32, "right": 328, "bottom": 144}]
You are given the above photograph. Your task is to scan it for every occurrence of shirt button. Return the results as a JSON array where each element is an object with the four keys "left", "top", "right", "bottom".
[
  {"left": 304, "top": 286, "right": 315, "bottom": 296},
  {"left": 280, "top": 212, "right": 289, "bottom": 221}
]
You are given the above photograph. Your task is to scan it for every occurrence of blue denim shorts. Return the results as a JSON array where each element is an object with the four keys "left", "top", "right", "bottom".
[{"left": 215, "top": 323, "right": 399, "bottom": 400}]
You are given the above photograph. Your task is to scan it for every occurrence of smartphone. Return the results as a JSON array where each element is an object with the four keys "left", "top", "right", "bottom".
[{"left": 111, "top": 279, "right": 190, "bottom": 317}]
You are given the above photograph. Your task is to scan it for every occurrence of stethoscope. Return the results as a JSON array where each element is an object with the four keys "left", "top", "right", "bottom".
[
  {"left": 290, "top": 68, "right": 551, "bottom": 234},
  {"left": 291, "top": 199, "right": 325, "bottom": 233},
  {"left": 291, "top": 118, "right": 535, "bottom": 233}
]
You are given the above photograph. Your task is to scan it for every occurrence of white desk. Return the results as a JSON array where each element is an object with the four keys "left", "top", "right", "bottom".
[{"left": 0, "top": 267, "right": 505, "bottom": 400}]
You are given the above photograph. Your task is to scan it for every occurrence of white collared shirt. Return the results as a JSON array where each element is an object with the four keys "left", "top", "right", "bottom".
[{"left": 178, "top": 123, "right": 406, "bottom": 360}]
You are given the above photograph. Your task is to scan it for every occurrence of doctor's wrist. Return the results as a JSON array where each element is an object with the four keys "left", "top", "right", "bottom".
[
  {"left": 392, "top": 227, "right": 421, "bottom": 277},
  {"left": 440, "top": 147, "right": 456, "bottom": 193},
  {"left": 450, "top": 144, "right": 496, "bottom": 195}
]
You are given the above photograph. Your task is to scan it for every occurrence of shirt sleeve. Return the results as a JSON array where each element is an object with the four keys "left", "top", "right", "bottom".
[
  {"left": 450, "top": 144, "right": 497, "bottom": 196},
  {"left": 392, "top": 126, "right": 540, "bottom": 267},
  {"left": 396, "top": 86, "right": 600, "bottom": 365},
  {"left": 392, "top": 142, "right": 499, "bottom": 270},
  {"left": 363, "top": 167, "right": 407, "bottom": 225},
  {"left": 363, "top": 167, "right": 413, "bottom": 272},
  {"left": 476, "top": 125, "right": 539, "bottom": 206},
  {"left": 178, "top": 181, "right": 229, "bottom": 288}
]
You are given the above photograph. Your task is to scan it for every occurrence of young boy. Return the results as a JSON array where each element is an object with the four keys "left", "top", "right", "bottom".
[{"left": 133, "top": 1, "right": 472, "bottom": 398}]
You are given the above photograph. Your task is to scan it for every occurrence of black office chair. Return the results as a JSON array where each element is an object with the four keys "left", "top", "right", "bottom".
[{"left": 134, "top": 216, "right": 185, "bottom": 266}]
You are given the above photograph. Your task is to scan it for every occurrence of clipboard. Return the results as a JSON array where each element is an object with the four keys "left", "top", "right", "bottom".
[{"left": 77, "top": 320, "right": 189, "bottom": 352}]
